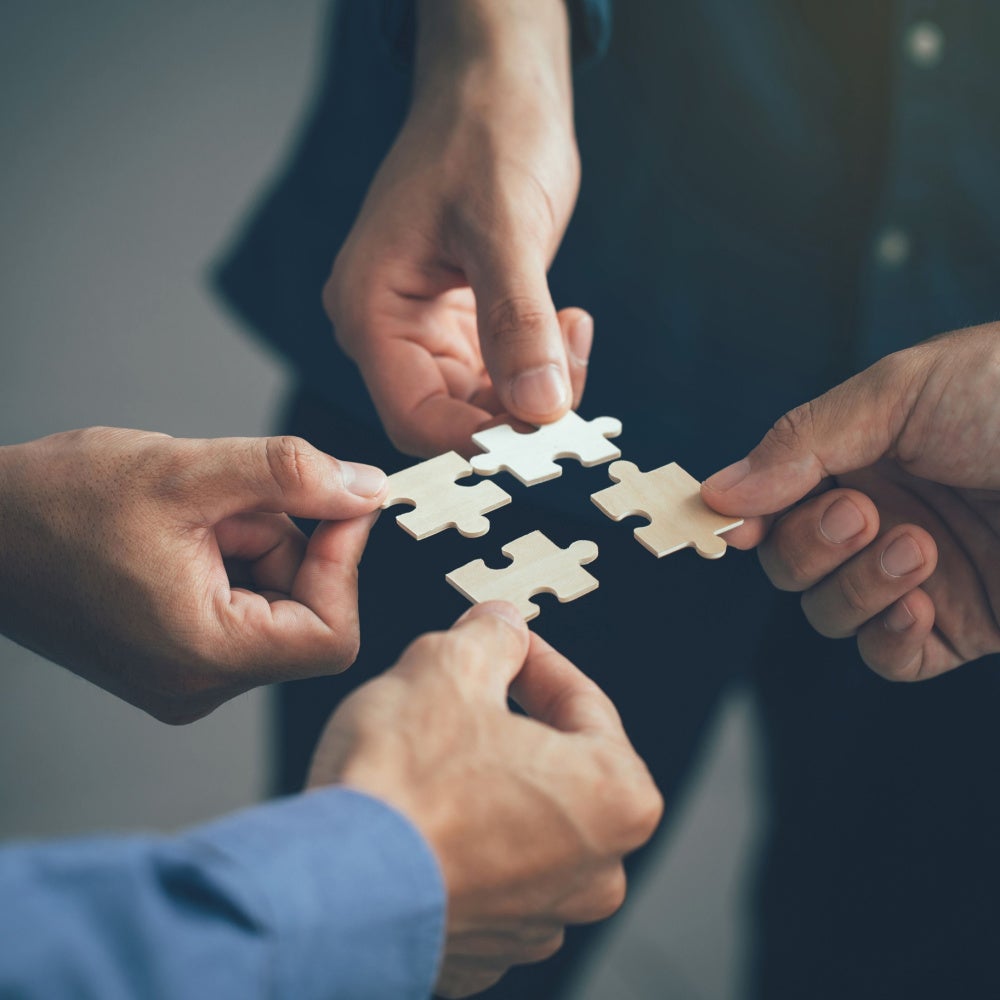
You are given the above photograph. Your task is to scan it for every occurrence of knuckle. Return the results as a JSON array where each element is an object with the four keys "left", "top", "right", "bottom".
[
  {"left": 763, "top": 532, "right": 817, "bottom": 592},
  {"left": 836, "top": 569, "right": 873, "bottom": 620},
  {"left": 615, "top": 772, "right": 664, "bottom": 847},
  {"left": 800, "top": 592, "right": 849, "bottom": 640},
  {"left": 483, "top": 296, "right": 554, "bottom": 350},
  {"left": 265, "top": 436, "right": 318, "bottom": 492},
  {"left": 631, "top": 780, "right": 666, "bottom": 844},
  {"left": 865, "top": 645, "right": 926, "bottom": 684},
  {"left": 592, "top": 751, "right": 663, "bottom": 848},
  {"left": 768, "top": 401, "right": 816, "bottom": 454},
  {"left": 320, "top": 625, "right": 362, "bottom": 675},
  {"left": 402, "top": 631, "right": 452, "bottom": 669},
  {"left": 148, "top": 451, "right": 191, "bottom": 507},
  {"left": 439, "top": 629, "right": 490, "bottom": 677},
  {"left": 588, "top": 868, "right": 628, "bottom": 921}
]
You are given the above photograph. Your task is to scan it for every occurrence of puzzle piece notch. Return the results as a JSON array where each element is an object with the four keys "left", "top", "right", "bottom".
[
  {"left": 383, "top": 451, "right": 511, "bottom": 540},
  {"left": 445, "top": 530, "right": 599, "bottom": 621},
  {"left": 470, "top": 411, "right": 623, "bottom": 486},
  {"left": 591, "top": 461, "right": 743, "bottom": 560}
]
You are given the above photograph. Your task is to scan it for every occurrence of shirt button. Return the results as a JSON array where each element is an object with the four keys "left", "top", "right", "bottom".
[
  {"left": 875, "top": 227, "right": 911, "bottom": 268},
  {"left": 905, "top": 21, "right": 945, "bottom": 68}
]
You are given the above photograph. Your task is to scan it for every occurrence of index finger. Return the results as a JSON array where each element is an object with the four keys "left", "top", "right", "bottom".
[{"left": 510, "top": 633, "right": 627, "bottom": 740}]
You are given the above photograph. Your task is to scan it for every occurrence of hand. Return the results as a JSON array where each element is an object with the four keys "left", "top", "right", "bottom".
[
  {"left": 0, "top": 427, "right": 387, "bottom": 722},
  {"left": 323, "top": 0, "right": 590, "bottom": 457},
  {"left": 702, "top": 323, "right": 1000, "bottom": 681},
  {"left": 308, "top": 603, "right": 663, "bottom": 998}
]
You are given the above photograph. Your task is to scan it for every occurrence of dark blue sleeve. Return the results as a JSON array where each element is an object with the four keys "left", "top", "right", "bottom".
[
  {"left": 0, "top": 788, "right": 445, "bottom": 999},
  {"left": 380, "top": 0, "right": 613, "bottom": 69}
]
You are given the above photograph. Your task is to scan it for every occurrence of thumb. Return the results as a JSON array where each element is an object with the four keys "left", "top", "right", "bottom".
[
  {"left": 466, "top": 242, "right": 573, "bottom": 425},
  {"left": 394, "top": 603, "right": 530, "bottom": 705},
  {"left": 701, "top": 358, "right": 916, "bottom": 518},
  {"left": 178, "top": 435, "right": 387, "bottom": 522}
]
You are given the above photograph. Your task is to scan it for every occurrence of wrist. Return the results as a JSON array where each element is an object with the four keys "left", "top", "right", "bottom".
[{"left": 413, "top": 0, "right": 573, "bottom": 126}]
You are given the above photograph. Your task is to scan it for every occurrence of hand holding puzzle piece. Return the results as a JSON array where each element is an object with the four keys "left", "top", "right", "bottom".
[{"left": 381, "top": 412, "right": 740, "bottom": 619}]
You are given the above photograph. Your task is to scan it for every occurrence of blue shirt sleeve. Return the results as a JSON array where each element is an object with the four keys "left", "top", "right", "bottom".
[{"left": 0, "top": 787, "right": 446, "bottom": 1000}]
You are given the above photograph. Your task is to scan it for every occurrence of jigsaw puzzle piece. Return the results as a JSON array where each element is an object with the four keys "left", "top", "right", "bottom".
[
  {"left": 383, "top": 451, "right": 511, "bottom": 540},
  {"left": 469, "top": 411, "right": 622, "bottom": 485},
  {"left": 591, "top": 461, "right": 743, "bottom": 560},
  {"left": 445, "top": 530, "right": 599, "bottom": 621}
]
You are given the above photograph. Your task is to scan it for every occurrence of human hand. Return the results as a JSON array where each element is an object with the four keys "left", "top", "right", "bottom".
[
  {"left": 0, "top": 427, "right": 387, "bottom": 722},
  {"left": 702, "top": 324, "right": 1000, "bottom": 681},
  {"left": 324, "top": 0, "right": 590, "bottom": 457},
  {"left": 308, "top": 602, "right": 663, "bottom": 998}
]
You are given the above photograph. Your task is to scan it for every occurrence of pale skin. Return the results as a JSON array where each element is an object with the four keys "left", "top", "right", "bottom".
[
  {"left": 0, "top": 429, "right": 663, "bottom": 996},
  {"left": 703, "top": 323, "right": 1000, "bottom": 682},
  {"left": 324, "top": 0, "right": 588, "bottom": 457}
]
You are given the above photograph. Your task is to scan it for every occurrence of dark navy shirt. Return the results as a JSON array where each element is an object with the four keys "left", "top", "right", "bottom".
[{"left": 216, "top": 0, "right": 1000, "bottom": 473}]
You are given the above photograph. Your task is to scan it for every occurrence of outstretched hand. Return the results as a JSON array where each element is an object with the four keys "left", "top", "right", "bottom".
[
  {"left": 702, "top": 324, "right": 1000, "bottom": 681},
  {"left": 0, "top": 428, "right": 387, "bottom": 722}
]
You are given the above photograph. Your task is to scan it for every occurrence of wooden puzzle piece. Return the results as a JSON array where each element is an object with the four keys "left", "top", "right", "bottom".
[
  {"left": 383, "top": 451, "right": 511, "bottom": 540},
  {"left": 591, "top": 461, "right": 744, "bottom": 559},
  {"left": 469, "top": 411, "right": 622, "bottom": 485},
  {"left": 445, "top": 530, "right": 599, "bottom": 621}
]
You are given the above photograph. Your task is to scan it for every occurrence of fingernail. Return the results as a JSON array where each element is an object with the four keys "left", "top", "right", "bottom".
[
  {"left": 511, "top": 364, "right": 570, "bottom": 417},
  {"left": 567, "top": 314, "right": 594, "bottom": 367},
  {"left": 703, "top": 459, "right": 750, "bottom": 493},
  {"left": 819, "top": 497, "right": 867, "bottom": 544},
  {"left": 341, "top": 462, "right": 387, "bottom": 498},
  {"left": 880, "top": 535, "right": 924, "bottom": 578},
  {"left": 884, "top": 599, "right": 916, "bottom": 632},
  {"left": 458, "top": 600, "right": 525, "bottom": 629}
]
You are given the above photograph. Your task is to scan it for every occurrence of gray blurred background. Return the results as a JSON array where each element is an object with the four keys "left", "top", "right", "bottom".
[{"left": 0, "top": 4, "right": 762, "bottom": 997}]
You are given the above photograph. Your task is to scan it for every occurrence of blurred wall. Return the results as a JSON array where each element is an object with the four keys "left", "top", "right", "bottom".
[
  {"left": 0, "top": 1, "right": 326, "bottom": 834},
  {"left": 0, "top": 4, "right": 761, "bottom": 997}
]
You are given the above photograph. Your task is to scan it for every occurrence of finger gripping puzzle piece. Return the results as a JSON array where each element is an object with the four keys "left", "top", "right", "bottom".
[
  {"left": 445, "top": 530, "right": 599, "bottom": 621},
  {"left": 383, "top": 452, "right": 511, "bottom": 540},
  {"left": 469, "top": 411, "right": 623, "bottom": 485},
  {"left": 591, "top": 461, "right": 743, "bottom": 559}
]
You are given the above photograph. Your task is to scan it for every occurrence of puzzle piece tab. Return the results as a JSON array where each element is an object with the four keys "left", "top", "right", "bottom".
[
  {"left": 446, "top": 530, "right": 599, "bottom": 621},
  {"left": 470, "top": 411, "right": 622, "bottom": 485},
  {"left": 591, "top": 461, "right": 743, "bottom": 559},
  {"left": 383, "top": 451, "right": 511, "bottom": 540}
]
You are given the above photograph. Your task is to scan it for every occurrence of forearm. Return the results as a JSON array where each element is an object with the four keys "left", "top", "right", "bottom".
[
  {"left": 0, "top": 789, "right": 445, "bottom": 1000},
  {"left": 413, "top": 0, "right": 574, "bottom": 125}
]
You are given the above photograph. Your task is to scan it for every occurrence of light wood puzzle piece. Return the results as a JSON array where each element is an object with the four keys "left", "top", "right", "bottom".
[
  {"left": 383, "top": 451, "right": 511, "bottom": 540},
  {"left": 591, "top": 461, "right": 744, "bottom": 559},
  {"left": 469, "top": 411, "right": 622, "bottom": 485},
  {"left": 446, "top": 530, "right": 599, "bottom": 621}
]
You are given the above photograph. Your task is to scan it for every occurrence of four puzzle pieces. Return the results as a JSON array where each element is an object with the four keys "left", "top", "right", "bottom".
[
  {"left": 382, "top": 451, "right": 511, "bottom": 540},
  {"left": 470, "top": 411, "right": 622, "bottom": 486},
  {"left": 386, "top": 416, "right": 738, "bottom": 618},
  {"left": 446, "top": 530, "right": 599, "bottom": 621},
  {"left": 591, "top": 461, "right": 743, "bottom": 560}
]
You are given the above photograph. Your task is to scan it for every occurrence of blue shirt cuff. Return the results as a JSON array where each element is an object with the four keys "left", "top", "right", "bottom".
[{"left": 191, "top": 787, "right": 446, "bottom": 1000}]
